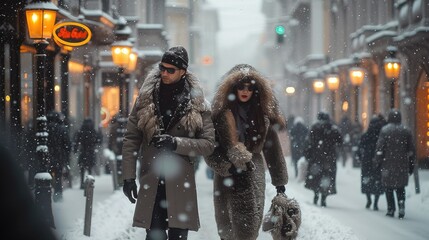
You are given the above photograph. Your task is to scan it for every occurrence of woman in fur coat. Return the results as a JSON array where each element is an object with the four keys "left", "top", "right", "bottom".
[{"left": 204, "top": 64, "right": 289, "bottom": 240}]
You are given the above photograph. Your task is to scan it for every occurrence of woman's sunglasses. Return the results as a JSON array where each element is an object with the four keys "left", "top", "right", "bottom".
[
  {"left": 237, "top": 83, "right": 256, "bottom": 92},
  {"left": 159, "top": 63, "right": 179, "bottom": 74}
]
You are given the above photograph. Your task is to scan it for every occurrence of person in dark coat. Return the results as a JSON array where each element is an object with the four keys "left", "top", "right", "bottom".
[
  {"left": 356, "top": 114, "right": 386, "bottom": 210},
  {"left": 304, "top": 112, "right": 342, "bottom": 207},
  {"left": 74, "top": 118, "right": 100, "bottom": 189},
  {"left": 46, "top": 111, "right": 71, "bottom": 202},
  {"left": 121, "top": 46, "right": 215, "bottom": 240},
  {"left": 350, "top": 121, "right": 363, "bottom": 167},
  {"left": 0, "top": 137, "right": 58, "bottom": 240},
  {"left": 289, "top": 116, "right": 309, "bottom": 177},
  {"left": 204, "top": 64, "right": 289, "bottom": 240},
  {"left": 338, "top": 115, "right": 353, "bottom": 166},
  {"left": 375, "top": 109, "right": 415, "bottom": 219}
]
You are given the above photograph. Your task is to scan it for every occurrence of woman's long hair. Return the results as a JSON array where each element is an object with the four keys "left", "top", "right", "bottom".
[{"left": 227, "top": 76, "right": 265, "bottom": 149}]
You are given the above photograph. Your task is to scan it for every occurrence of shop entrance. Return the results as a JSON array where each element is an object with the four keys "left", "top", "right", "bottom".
[{"left": 416, "top": 71, "right": 429, "bottom": 168}]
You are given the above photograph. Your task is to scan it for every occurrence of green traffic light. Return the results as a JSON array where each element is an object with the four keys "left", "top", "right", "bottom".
[{"left": 275, "top": 25, "right": 285, "bottom": 35}]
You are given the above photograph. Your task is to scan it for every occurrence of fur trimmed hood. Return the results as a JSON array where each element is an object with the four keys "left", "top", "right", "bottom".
[
  {"left": 211, "top": 64, "right": 286, "bottom": 130},
  {"left": 133, "top": 68, "right": 209, "bottom": 142}
]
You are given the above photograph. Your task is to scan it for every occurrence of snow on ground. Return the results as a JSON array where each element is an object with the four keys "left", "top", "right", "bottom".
[{"left": 52, "top": 156, "right": 429, "bottom": 240}]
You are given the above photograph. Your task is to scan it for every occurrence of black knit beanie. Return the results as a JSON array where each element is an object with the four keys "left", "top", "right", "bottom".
[{"left": 161, "top": 46, "right": 189, "bottom": 70}]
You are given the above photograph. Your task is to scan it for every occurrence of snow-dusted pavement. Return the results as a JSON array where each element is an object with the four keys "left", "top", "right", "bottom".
[{"left": 52, "top": 157, "right": 429, "bottom": 240}]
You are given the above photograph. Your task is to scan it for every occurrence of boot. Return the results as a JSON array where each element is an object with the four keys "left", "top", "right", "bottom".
[
  {"left": 365, "top": 194, "right": 372, "bottom": 209},
  {"left": 313, "top": 193, "right": 319, "bottom": 205},
  {"left": 321, "top": 195, "right": 327, "bottom": 207},
  {"left": 373, "top": 195, "right": 379, "bottom": 211},
  {"left": 386, "top": 210, "right": 394, "bottom": 217},
  {"left": 398, "top": 201, "right": 405, "bottom": 219}
]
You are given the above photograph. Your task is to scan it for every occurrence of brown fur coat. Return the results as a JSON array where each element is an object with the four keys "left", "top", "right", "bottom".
[{"left": 204, "top": 64, "right": 288, "bottom": 240}]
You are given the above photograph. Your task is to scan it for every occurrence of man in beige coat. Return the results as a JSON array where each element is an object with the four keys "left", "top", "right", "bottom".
[{"left": 121, "top": 46, "right": 215, "bottom": 240}]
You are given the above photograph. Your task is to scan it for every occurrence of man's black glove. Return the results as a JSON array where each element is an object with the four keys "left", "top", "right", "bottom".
[
  {"left": 123, "top": 179, "right": 138, "bottom": 203},
  {"left": 276, "top": 185, "right": 286, "bottom": 194},
  {"left": 152, "top": 134, "right": 177, "bottom": 151}
]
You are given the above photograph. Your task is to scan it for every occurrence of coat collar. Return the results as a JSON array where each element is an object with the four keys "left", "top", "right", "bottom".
[{"left": 133, "top": 68, "right": 209, "bottom": 142}]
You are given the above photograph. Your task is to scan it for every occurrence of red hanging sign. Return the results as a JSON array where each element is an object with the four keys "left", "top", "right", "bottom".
[{"left": 53, "top": 22, "right": 92, "bottom": 47}]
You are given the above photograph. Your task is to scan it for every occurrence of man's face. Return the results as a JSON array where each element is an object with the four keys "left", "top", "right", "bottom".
[{"left": 159, "top": 62, "right": 185, "bottom": 84}]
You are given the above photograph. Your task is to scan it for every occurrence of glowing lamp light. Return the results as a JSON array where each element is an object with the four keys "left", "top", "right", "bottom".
[
  {"left": 285, "top": 86, "right": 295, "bottom": 95},
  {"left": 313, "top": 79, "right": 325, "bottom": 94},
  {"left": 326, "top": 74, "right": 340, "bottom": 90},
  {"left": 384, "top": 46, "right": 401, "bottom": 79},
  {"left": 384, "top": 59, "right": 401, "bottom": 79},
  {"left": 349, "top": 67, "right": 365, "bottom": 86},
  {"left": 111, "top": 40, "right": 133, "bottom": 68},
  {"left": 127, "top": 51, "right": 138, "bottom": 72},
  {"left": 25, "top": 1, "right": 59, "bottom": 39}
]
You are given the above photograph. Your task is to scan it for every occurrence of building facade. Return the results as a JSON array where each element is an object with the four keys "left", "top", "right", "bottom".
[{"left": 263, "top": 0, "right": 429, "bottom": 168}]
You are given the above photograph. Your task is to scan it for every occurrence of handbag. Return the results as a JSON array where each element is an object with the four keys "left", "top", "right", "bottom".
[{"left": 262, "top": 193, "right": 301, "bottom": 240}]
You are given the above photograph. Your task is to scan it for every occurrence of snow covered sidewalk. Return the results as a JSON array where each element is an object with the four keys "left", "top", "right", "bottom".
[{"left": 53, "top": 158, "right": 429, "bottom": 239}]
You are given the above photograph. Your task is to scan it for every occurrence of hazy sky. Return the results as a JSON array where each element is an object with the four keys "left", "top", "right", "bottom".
[{"left": 206, "top": 0, "right": 265, "bottom": 49}]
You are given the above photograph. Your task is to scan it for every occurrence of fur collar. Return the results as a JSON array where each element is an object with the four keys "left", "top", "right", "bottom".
[
  {"left": 133, "top": 68, "right": 209, "bottom": 142},
  {"left": 211, "top": 65, "right": 286, "bottom": 130}
]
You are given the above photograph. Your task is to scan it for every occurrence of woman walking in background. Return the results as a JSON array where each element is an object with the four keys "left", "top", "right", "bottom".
[
  {"left": 356, "top": 114, "right": 386, "bottom": 210},
  {"left": 74, "top": 118, "right": 101, "bottom": 189}
]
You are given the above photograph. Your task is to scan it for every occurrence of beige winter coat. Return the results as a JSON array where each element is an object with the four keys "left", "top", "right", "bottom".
[
  {"left": 122, "top": 68, "right": 215, "bottom": 231},
  {"left": 204, "top": 64, "right": 289, "bottom": 240}
]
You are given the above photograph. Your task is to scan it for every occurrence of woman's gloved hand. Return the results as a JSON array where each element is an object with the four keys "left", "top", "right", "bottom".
[{"left": 276, "top": 185, "right": 286, "bottom": 194}]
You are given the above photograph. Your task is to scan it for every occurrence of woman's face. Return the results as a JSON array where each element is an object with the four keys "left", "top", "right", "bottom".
[{"left": 236, "top": 83, "right": 254, "bottom": 102}]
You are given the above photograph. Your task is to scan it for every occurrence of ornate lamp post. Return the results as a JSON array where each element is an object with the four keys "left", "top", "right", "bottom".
[
  {"left": 384, "top": 46, "right": 401, "bottom": 109},
  {"left": 313, "top": 79, "right": 325, "bottom": 113},
  {"left": 326, "top": 73, "right": 340, "bottom": 119},
  {"left": 24, "top": 0, "right": 58, "bottom": 227},
  {"left": 111, "top": 39, "right": 132, "bottom": 187},
  {"left": 349, "top": 64, "right": 365, "bottom": 123}
]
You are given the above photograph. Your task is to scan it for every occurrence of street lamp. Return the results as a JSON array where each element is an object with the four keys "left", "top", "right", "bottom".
[
  {"left": 313, "top": 79, "right": 325, "bottom": 112},
  {"left": 384, "top": 46, "right": 401, "bottom": 109},
  {"left": 326, "top": 73, "right": 339, "bottom": 119},
  {"left": 349, "top": 64, "right": 365, "bottom": 123},
  {"left": 111, "top": 40, "right": 132, "bottom": 115},
  {"left": 24, "top": 0, "right": 58, "bottom": 228},
  {"left": 111, "top": 39, "right": 132, "bottom": 188},
  {"left": 124, "top": 50, "right": 138, "bottom": 115},
  {"left": 285, "top": 86, "right": 295, "bottom": 117}
]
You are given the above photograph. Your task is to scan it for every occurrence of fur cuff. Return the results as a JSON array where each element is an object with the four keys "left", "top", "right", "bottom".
[
  {"left": 227, "top": 143, "right": 252, "bottom": 171},
  {"left": 203, "top": 155, "right": 232, "bottom": 177}
]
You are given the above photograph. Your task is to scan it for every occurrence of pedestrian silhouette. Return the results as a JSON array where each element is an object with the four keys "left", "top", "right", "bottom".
[
  {"left": 46, "top": 111, "right": 71, "bottom": 202},
  {"left": 289, "top": 116, "right": 308, "bottom": 177},
  {"left": 73, "top": 118, "right": 100, "bottom": 189},
  {"left": 338, "top": 115, "right": 353, "bottom": 166},
  {"left": 356, "top": 114, "right": 386, "bottom": 210},
  {"left": 304, "top": 112, "right": 342, "bottom": 207},
  {"left": 375, "top": 109, "right": 416, "bottom": 219}
]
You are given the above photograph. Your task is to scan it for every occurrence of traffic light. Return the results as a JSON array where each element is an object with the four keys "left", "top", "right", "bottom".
[{"left": 275, "top": 25, "right": 285, "bottom": 44}]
